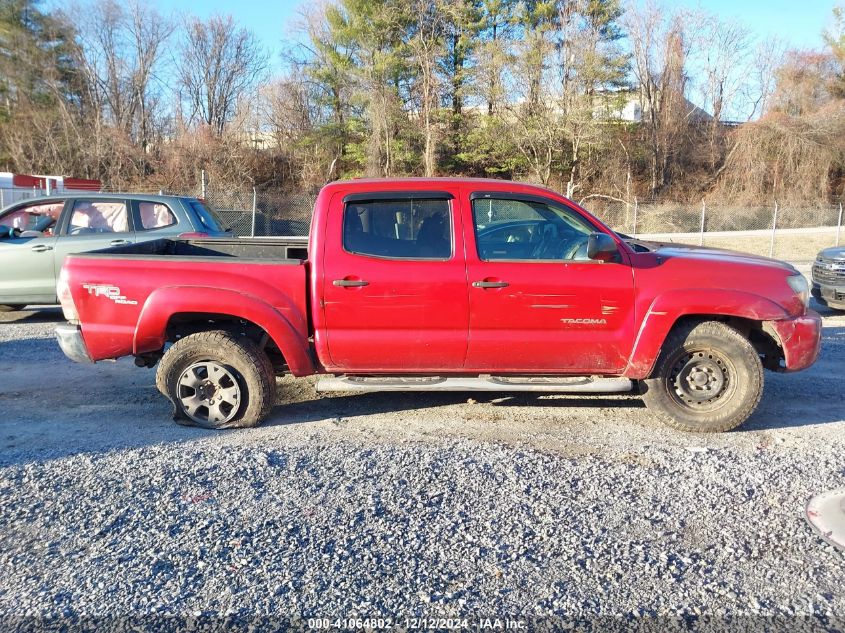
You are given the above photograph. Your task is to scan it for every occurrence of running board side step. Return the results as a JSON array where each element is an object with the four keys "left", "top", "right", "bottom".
[{"left": 315, "top": 375, "right": 634, "bottom": 393}]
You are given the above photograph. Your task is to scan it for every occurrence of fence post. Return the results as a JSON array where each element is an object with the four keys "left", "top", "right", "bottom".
[
  {"left": 201, "top": 169, "right": 206, "bottom": 199},
  {"left": 0, "top": 189, "right": 4, "bottom": 208},
  {"left": 251, "top": 187, "right": 257, "bottom": 238},
  {"left": 769, "top": 201, "right": 778, "bottom": 258},
  {"left": 632, "top": 197, "right": 638, "bottom": 237},
  {"left": 699, "top": 200, "right": 706, "bottom": 246},
  {"left": 837, "top": 202, "right": 843, "bottom": 247}
]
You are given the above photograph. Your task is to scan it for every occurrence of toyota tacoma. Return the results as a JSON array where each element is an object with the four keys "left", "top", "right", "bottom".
[{"left": 55, "top": 178, "right": 822, "bottom": 433}]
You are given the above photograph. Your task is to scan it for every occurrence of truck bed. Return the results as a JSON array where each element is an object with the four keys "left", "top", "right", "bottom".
[
  {"left": 90, "top": 236, "right": 309, "bottom": 261},
  {"left": 62, "top": 236, "right": 310, "bottom": 364}
]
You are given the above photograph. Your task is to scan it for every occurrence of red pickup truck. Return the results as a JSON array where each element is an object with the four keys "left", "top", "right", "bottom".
[{"left": 55, "top": 178, "right": 821, "bottom": 433}]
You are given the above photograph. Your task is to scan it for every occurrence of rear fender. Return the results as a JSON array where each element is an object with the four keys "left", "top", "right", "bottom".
[
  {"left": 624, "top": 289, "right": 789, "bottom": 379},
  {"left": 133, "top": 286, "right": 315, "bottom": 376}
]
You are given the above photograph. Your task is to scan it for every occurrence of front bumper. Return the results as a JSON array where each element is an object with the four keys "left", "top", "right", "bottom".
[
  {"left": 812, "top": 282, "right": 845, "bottom": 309},
  {"left": 56, "top": 323, "right": 93, "bottom": 364},
  {"left": 768, "top": 311, "right": 822, "bottom": 372}
]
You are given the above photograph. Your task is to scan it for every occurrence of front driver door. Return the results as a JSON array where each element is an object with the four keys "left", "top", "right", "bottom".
[
  {"left": 465, "top": 192, "right": 636, "bottom": 374},
  {"left": 0, "top": 200, "right": 66, "bottom": 304}
]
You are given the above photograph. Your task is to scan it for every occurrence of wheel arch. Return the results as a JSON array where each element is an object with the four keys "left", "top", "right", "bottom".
[
  {"left": 133, "top": 286, "right": 315, "bottom": 376},
  {"left": 624, "top": 289, "right": 790, "bottom": 379}
]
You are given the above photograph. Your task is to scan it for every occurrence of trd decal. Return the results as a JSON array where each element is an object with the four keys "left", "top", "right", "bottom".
[{"left": 82, "top": 283, "right": 138, "bottom": 305}]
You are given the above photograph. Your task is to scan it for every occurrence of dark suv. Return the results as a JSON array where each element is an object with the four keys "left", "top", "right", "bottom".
[{"left": 812, "top": 246, "right": 845, "bottom": 310}]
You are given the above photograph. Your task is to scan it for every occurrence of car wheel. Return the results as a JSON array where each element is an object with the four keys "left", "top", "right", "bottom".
[
  {"left": 155, "top": 330, "right": 276, "bottom": 429},
  {"left": 641, "top": 320, "right": 763, "bottom": 433},
  {"left": 0, "top": 304, "right": 26, "bottom": 312}
]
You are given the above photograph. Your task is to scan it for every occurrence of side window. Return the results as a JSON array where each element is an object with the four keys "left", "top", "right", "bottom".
[
  {"left": 188, "top": 199, "right": 225, "bottom": 232},
  {"left": 138, "top": 202, "right": 176, "bottom": 230},
  {"left": 68, "top": 200, "right": 129, "bottom": 235},
  {"left": 472, "top": 197, "right": 595, "bottom": 261},
  {"left": 0, "top": 202, "right": 64, "bottom": 236},
  {"left": 343, "top": 198, "right": 452, "bottom": 259}
]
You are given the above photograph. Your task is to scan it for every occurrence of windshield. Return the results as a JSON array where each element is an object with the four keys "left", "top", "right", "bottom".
[{"left": 187, "top": 198, "right": 226, "bottom": 232}]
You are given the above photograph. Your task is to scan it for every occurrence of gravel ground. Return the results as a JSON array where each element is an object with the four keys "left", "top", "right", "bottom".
[{"left": 0, "top": 285, "right": 844, "bottom": 630}]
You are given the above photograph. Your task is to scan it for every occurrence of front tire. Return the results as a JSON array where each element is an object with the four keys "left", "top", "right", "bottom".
[
  {"left": 641, "top": 320, "right": 763, "bottom": 433},
  {"left": 155, "top": 330, "right": 276, "bottom": 429}
]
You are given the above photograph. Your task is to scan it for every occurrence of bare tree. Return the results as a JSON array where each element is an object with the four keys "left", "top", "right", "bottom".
[
  {"left": 703, "top": 36, "right": 785, "bottom": 188},
  {"left": 556, "top": 0, "right": 628, "bottom": 198},
  {"left": 746, "top": 37, "right": 785, "bottom": 120},
  {"left": 127, "top": 2, "right": 174, "bottom": 152},
  {"left": 714, "top": 103, "right": 845, "bottom": 205},
  {"left": 408, "top": 0, "right": 443, "bottom": 177},
  {"left": 71, "top": 0, "right": 173, "bottom": 147},
  {"left": 697, "top": 16, "right": 751, "bottom": 168},
  {"left": 262, "top": 78, "right": 313, "bottom": 149},
  {"left": 177, "top": 15, "right": 268, "bottom": 136},
  {"left": 625, "top": 1, "right": 699, "bottom": 195},
  {"left": 505, "top": 102, "right": 562, "bottom": 185},
  {"left": 259, "top": 74, "right": 340, "bottom": 187}
]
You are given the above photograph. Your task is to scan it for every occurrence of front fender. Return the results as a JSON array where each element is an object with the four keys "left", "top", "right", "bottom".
[
  {"left": 623, "top": 289, "right": 790, "bottom": 379},
  {"left": 133, "top": 286, "right": 315, "bottom": 376}
]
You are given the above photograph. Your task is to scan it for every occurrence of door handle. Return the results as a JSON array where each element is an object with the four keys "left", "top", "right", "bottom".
[
  {"left": 333, "top": 279, "right": 369, "bottom": 287},
  {"left": 31, "top": 244, "right": 53, "bottom": 253},
  {"left": 110, "top": 239, "right": 130, "bottom": 246},
  {"left": 472, "top": 280, "right": 509, "bottom": 289}
]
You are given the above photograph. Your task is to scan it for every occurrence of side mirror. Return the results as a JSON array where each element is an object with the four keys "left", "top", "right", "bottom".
[{"left": 587, "top": 232, "right": 618, "bottom": 262}]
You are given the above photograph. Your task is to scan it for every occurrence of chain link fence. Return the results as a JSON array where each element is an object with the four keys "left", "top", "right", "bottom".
[
  {"left": 0, "top": 187, "right": 43, "bottom": 208},
  {"left": 198, "top": 189, "right": 316, "bottom": 238},
  {"left": 2, "top": 183, "right": 842, "bottom": 261},
  {"left": 585, "top": 198, "right": 843, "bottom": 261}
]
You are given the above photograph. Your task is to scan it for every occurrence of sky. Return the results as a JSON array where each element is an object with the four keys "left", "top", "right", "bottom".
[{"left": 142, "top": 0, "right": 838, "bottom": 66}]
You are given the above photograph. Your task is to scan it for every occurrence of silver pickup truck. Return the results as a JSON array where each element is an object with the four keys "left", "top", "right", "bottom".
[{"left": 0, "top": 193, "right": 230, "bottom": 310}]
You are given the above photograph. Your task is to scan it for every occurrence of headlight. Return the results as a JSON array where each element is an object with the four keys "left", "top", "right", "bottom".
[{"left": 787, "top": 273, "right": 809, "bottom": 307}]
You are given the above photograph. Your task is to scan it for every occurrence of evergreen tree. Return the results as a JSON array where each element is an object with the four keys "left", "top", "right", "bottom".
[
  {"left": 322, "top": 0, "right": 412, "bottom": 176},
  {"left": 0, "top": 0, "right": 78, "bottom": 120}
]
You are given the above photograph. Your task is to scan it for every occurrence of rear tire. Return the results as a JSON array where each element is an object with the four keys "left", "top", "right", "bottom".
[
  {"left": 641, "top": 320, "right": 763, "bottom": 433},
  {"left": 0, "top": 305, "right": 25, "bottom": 312},
  {"left": 155, "top": 330, "right": 275, "bottom": 429}
]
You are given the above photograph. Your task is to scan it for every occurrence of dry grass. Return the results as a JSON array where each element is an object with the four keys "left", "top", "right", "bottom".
[{"left": 653, "top": 232, "right": 839, "bottom": 262}]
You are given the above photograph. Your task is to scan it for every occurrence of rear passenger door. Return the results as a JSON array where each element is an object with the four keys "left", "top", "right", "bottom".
[
  {"left": 321, "top": 191, "right": 469, "bottom": 372},
  {"left": 53, "top": 198, "right": 136, "bottom": 280}
]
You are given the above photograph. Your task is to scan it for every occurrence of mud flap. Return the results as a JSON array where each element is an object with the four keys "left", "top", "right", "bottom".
[{"left": 806, "top": 489, "right": 845, "bottom": 551}]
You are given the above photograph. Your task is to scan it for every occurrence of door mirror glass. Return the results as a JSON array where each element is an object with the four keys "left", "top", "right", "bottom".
[{"left": 587, "top": 232, "right": 618, "bottom": 261}]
